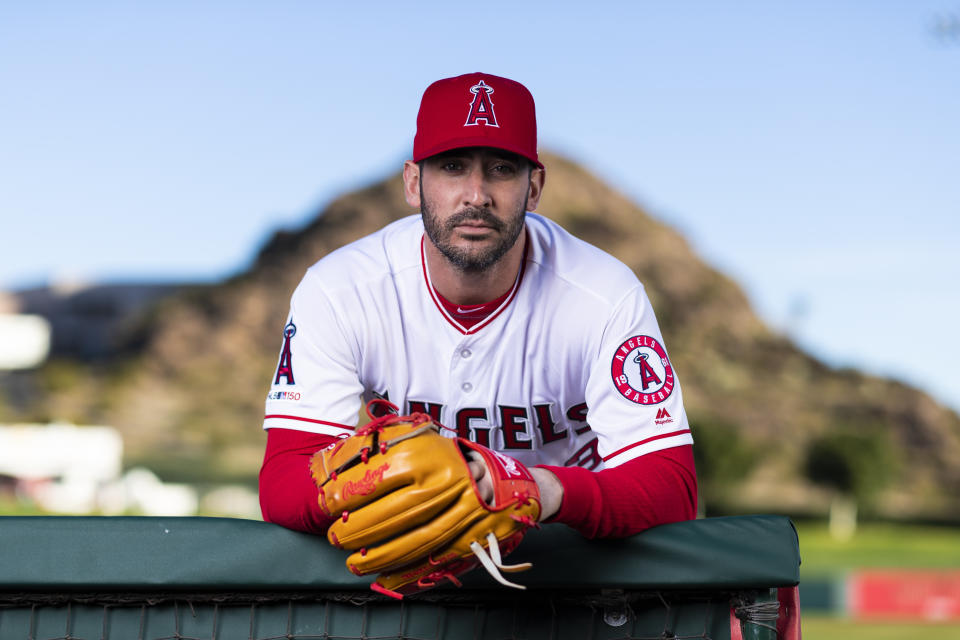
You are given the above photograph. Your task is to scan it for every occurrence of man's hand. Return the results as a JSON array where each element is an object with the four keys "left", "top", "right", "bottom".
[{"left": 468, "top": 451, "right": 562, "bottom": 521}]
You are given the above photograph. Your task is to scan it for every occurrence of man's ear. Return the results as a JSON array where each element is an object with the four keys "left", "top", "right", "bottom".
[
  {"left": 525, "top": 166, "right": 546, "bottom": 212},
  {"left": 402, "top": 160, "right": 422, "bottom": 209}
]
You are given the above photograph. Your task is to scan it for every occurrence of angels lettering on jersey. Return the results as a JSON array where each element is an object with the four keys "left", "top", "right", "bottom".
[{"left": 372, "top": 393, "right": 605, "bottom": 471}]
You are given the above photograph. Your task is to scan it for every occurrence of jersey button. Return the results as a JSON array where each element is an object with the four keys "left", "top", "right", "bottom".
[
  {"left": 461, "top": 382, "right": 473, "bottom": 392},
  {"left": 460, "top": 348, "right": 472, "bottom": 359}
]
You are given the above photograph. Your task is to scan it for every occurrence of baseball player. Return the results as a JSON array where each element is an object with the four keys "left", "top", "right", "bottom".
[{"left": 259, "top": 72, "right": 697, "bottom": 541}]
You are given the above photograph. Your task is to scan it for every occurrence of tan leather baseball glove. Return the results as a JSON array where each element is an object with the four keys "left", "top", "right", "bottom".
[{"left": 310, "top": 401, "right": 541, "bottom": 599}]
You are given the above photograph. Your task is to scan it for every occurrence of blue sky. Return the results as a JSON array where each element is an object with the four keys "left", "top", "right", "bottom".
[{"left": 2, "top": 2, "right": 959, "bottom": 411}]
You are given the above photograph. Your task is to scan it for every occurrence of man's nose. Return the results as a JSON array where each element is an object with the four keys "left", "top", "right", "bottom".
[{"left": 463, "top": 169, "right": 492, "bottom": 208}]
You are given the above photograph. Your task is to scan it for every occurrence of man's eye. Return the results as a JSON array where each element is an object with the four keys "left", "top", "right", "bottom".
[
  {"left": 441, "top": 161, "right": 462, "bottom": 172},
  {"left": 491, "top": 164, "right": 516, "bottom": 176}
]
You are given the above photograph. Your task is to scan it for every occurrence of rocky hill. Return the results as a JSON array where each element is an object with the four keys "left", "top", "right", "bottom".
[{"left": 5, "top": 152, "right": 959, "bottom": 518}]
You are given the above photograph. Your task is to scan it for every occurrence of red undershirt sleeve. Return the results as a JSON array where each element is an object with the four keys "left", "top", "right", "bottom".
[
  {"left": 259, "top": 427, "right": 338, "bottom": 534},
  {"left": 260, "top": 429, "right": 697, "bottom": 540},
  {"left": 538, "top": 444, "right": 698, "bottom": 539}
]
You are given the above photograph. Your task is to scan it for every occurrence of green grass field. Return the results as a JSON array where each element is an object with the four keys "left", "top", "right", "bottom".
[
  {"left": 0, "top": 497, "right": 47, "bottom": 516},
  {"left": 795, "top": 520, "right": 960, "bottom": 574},
  {"left": 803, "top": 614, "right": 960, "bottom": 639},
  {"left": 794, "top": 520, "right": 960, "bottom": 639}
]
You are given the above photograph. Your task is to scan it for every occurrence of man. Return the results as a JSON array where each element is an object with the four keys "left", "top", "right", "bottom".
[{"left": 259, "top": 72, "right": 697, "bottom": 539}]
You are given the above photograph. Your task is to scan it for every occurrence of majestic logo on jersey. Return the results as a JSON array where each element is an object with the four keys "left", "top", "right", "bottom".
[
  {"left": 273, "top": 321, "right": 297, "bottom": 385},
  {"left": 464, "top": 80, "right": 499, "bottom": 127},
  {"left": 655, "top": 408, "right": 673, "bottom": 425},
  {"left": 610, "top": 335, "right": 675, "bottom": 405}
]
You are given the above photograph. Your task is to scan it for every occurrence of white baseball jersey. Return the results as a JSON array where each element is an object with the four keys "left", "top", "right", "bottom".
[{"left": 263, "top": 213, "right": 693, "bottom": 471}]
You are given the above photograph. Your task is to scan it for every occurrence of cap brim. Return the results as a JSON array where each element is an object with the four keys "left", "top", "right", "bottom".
[{"left": 414, "top": 136, "right": 543, "bottom": 170}]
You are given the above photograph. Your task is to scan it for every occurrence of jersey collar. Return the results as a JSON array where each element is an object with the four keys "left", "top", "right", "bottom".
[{"left": 420, "top": 230, "right": 529, "bottom": 336}]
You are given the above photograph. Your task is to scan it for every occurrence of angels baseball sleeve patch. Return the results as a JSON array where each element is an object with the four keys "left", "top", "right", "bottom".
[{"left": 610, "top": 335, "right": 675, "bottom": 405}]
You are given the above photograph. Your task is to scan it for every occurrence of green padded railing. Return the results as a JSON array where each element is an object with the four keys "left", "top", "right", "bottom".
[
  {"left": 0, "top": 515, "right": 798, "bottom": 592},
  {"left": 0, "top": 515, "right": 800, "bottom": 640}
]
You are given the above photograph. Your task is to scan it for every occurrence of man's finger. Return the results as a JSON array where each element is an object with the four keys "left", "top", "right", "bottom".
[{"left": 467, "top": 452, "right": 494, "bottom": 503}]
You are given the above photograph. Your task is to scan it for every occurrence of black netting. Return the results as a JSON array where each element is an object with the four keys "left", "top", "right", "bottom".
[{"left": 0, "top": 588, "right": 762, "bottom": 640}]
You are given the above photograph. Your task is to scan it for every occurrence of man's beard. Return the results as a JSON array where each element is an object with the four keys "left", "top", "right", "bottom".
[{"left": 421, "top": 189, "right": 527, "bottom": 273}]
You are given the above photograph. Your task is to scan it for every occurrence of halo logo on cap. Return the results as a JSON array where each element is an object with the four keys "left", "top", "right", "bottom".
[{"left": 465, "top": 80, "right": 499, "bottom": 128}]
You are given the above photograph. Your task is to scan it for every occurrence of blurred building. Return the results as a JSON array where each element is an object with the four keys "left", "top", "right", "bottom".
[
  {"left": 0, "top": 422, "right": 198, "bottom": 516},
  {"left": 0, "top": 289, "right": 51, "bottom": 370},
  {"left": 0, "top": 423, "right": 123, "bottom": 512},
  {"left": 0, "top": 314, "right": 50, "bottom": 370},
  {"left": 11, "top": 281, "right": 184, "bottom": 361}
]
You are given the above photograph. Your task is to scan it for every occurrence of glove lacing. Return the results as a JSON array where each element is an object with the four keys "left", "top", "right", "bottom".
[{"left": 467, "top": 531, "right": 534, "bottom": 589}]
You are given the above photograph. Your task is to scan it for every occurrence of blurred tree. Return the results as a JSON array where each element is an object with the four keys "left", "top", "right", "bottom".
[
  {"left": 803, "top": 429, "right": 898, "bottom": 538},
  {"left": 691, "top": 417, "right": 759, "bottom": 511}
]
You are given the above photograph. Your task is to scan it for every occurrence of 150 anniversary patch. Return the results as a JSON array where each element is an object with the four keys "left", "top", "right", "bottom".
[{"left": 610, "top": 335, "right": 675, "bottom": 405}]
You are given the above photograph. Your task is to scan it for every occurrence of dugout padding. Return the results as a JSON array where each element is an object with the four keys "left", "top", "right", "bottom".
[{"left": 0, "top": 515, "right": 799, "bottom": 640}]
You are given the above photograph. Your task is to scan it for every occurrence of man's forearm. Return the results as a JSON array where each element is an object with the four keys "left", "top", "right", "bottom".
[
  {"left": 259, "top": 428, "right": 337, "bottom": 533},
  {"left": 529, "top": 466, "right": 563, "bottom": 521},
  {"left": 539, "top": 445, "right": 697, "bottom": 538}
]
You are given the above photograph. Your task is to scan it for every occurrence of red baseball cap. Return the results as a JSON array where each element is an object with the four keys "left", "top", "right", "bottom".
[{"left": 413, "top": 72, "right": 542, "bottom": 169}]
